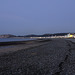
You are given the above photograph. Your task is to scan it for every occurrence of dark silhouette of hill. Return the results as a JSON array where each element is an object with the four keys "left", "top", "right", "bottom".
[
  {"left": 25, "top": 33, "right": 69, "bottom": 37},
  {"left": 0, "top": 34, "right": 16, "bottom": 38},
  {"left": 0, "top": 33, "right": 75, "bottom": 38}
]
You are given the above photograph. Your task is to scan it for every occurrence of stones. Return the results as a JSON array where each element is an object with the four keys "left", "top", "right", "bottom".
[{"left": 0, "top": 39, "right": 75, "bottom": 75}]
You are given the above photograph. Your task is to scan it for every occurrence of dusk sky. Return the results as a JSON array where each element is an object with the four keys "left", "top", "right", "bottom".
[{"left": 0, "top": 0, "right": 75, "bottom": 35}]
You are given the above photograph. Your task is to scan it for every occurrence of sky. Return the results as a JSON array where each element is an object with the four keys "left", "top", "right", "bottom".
[{"left": 0, "top": 0, "right": 75, "bottom": 35}]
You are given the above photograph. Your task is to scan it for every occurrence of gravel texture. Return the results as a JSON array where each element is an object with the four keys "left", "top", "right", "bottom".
[{"left": 0, "top": 39, "right": 75, "bottom": 75}]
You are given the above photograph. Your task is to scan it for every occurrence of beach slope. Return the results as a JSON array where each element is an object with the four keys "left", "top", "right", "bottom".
[{"left": 0, "top": 39, "right": 75, "bottom": 75}]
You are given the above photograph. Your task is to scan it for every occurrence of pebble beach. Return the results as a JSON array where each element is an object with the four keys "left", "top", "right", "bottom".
[{"left": 0, "top": 39, "right": 75, "bottom": 75}]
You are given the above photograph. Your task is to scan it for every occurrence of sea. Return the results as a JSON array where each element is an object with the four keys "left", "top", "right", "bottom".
[
  {"left": 0, "top": 38, "right": 75, "bottom": 42},
  {"left": 0, "top": 38, "right": 36, "bottom": 42}
]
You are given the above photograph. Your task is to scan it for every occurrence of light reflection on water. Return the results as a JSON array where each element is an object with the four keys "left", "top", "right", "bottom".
[
  {"left": 0, "top": 38, "right": 35, "bottom": 42},
  {"left": 0, "top": 38, "right": 36, "bottom": 49}
]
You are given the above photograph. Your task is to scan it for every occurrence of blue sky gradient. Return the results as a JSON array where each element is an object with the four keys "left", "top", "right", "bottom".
[{"left": 0, "top": 0, "right": 75, "bottom": 35}]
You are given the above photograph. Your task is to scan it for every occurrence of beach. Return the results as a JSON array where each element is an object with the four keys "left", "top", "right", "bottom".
[{"left": 0, "top": 39, "right": 75, "bottom": 75}]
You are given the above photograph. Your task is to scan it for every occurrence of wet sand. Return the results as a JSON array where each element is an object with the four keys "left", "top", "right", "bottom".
[
  {"left": 0, "top": 39, "right": 75, "bottom": 75},
  {"left": 0, "top": 39, "right": 51, "bottom": 55}
]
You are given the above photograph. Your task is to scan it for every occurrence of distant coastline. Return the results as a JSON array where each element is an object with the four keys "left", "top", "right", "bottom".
[{"left": 0, "top": 33, "right": 75, "bottom": 39}]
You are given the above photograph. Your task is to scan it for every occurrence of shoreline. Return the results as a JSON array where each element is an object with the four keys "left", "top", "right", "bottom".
[
  {"left": 0, "top": 39, "right": 51, "bottom": 46},
  {"left": 0, "top": 39, "right": 51, "bottom": 56}
]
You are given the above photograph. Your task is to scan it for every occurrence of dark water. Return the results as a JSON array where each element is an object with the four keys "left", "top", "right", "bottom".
[{"left": 0, "top": 38, "right": 36, "bottom": 42}]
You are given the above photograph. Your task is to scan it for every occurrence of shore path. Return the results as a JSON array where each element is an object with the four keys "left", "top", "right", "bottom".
[{"left": 0, "top": 39, "right": 75, "bottom": 75}]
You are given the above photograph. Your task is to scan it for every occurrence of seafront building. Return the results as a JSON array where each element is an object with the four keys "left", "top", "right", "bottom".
[
  {"left": 67, "top": 33, "right": 75, "bottom": 38},
  {"left": 30, "top": 33, "right": 75, "bottom": 39}
]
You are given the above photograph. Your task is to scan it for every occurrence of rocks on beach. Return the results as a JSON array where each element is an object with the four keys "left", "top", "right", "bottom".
[{"left": 0, "top": 39, "right": 75, "bottom": 75}]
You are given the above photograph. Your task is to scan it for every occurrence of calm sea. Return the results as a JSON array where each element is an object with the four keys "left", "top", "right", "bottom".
[{"left": 0, "top": 38, "right": 36, "bottom": 42}]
